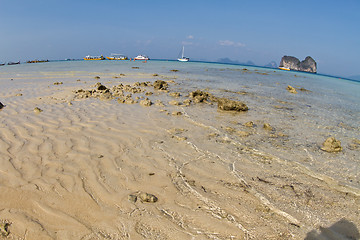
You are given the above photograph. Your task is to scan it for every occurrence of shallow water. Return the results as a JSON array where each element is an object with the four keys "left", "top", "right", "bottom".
[
  {"left": 0, "top": 60, "right": 359, "bottom": 239},
  {"left": 1, "top": 60, "right": 359, "bottom": 187}
]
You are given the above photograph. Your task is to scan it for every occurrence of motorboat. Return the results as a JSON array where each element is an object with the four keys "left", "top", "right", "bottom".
[
  {"left": 106, "top": 54, "right": 128, "bottom": 60},
  {"left": 7, "top": 61, "right": 20, "bottom": 65},
  {"left": 84, "top": 55, "right": 105, "bottom": 60},
  {"left": 27, "top": 59, "right": 49, "bottom": 63},
  {"left": 134, "top": 55, "right": 149, "bottom": 60},
  {"left": 278, "top": 66, "right": 290, "bottom": 71}
]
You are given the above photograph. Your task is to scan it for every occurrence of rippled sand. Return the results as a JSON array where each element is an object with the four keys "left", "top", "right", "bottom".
[{"left": 0, "top": 67, "right": 359, "bottom": 239}]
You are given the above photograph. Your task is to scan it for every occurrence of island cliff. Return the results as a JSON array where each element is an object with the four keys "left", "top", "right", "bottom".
[{"left": 279, "top": 56, "right": 317, "bottom": 73}]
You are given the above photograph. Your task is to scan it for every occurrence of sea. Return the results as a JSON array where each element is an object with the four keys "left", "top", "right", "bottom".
[{"left": 1, "top": 59, "right": 359, "bottom": 190}]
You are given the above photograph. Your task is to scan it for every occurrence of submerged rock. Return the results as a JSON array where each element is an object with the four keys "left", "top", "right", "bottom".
[
  {"left": 189, "top": 90, "right": 210, "bottom": 103},
  {"left": 153, "top": 80, "right": 168, "bottom": 90},
  {"left": 95, "top": 82, "right": 108, "bottom": 91},
  {"left": 287, "top": 85, "right": 298, "bottom": 94},
  {"left": 34, "top": 107, "right": 43, "bottom": 113},
  {"left": 169, "top": 92, "right": 181, "bottom": 97},
  {"left": 244, "top": 121, "right": 254, "bottom": 127},
  {"left": 263, "top": 123, "right": 273, "bottom": 131},
  {"left": 140, "top": 98, "right": 152, "bottom": 106},
  {"left": 321, "top": 137, "right": 342, "bottom": 152},
  {"left": 217, "top": 98, "right": 248, "bottom": 111}
]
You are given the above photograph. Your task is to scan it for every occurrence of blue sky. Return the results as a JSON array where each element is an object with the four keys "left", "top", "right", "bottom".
[{"left": 0, "top": 0, "right": 359, "bottom": 77}]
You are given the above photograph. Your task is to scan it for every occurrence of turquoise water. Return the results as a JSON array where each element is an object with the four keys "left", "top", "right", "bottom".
[{"left": 1, "top": 60, "right": 359, "bottom": 188}]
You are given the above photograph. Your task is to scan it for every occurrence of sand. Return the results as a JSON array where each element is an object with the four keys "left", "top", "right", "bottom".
[{"left": 0, "top": 68, "right": 359, "bottom": 239}]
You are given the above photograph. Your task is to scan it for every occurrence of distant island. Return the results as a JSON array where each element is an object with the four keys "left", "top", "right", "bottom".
[
  {"left": 279, "top": 56, "right": 317, "bottom": 73},
  {"left": 217, "top": 58, "right": 277, "bottom": 68}
]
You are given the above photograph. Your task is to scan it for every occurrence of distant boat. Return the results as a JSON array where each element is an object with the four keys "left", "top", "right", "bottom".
[
  {"left": 84, "top": 55, "right": 105, "bottom": 60},
  {"left": 106, "top": 54, "right": 128, "bottom": 60},
  {"left": 134, "top": 55, "right": 149, "bottom": 60},
  {"left": 8, "top": 61, "right": 20, "bottom": 65},
  {"left": 178, "top": 46, "right": 189, "bottom": 62},
  {"left": 278, "top": 66, "right": 290, "bottom": 71},
  {"left": 0, "top": 63, "right": 5, "bottom": 66},
  {"left": 27, "top": 59, "right": 49, "bottom": 63}
]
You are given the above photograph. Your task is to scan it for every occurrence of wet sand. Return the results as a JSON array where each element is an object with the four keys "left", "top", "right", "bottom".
[{"left": 0, "top": 67, "right": 359, "bottom": 239}]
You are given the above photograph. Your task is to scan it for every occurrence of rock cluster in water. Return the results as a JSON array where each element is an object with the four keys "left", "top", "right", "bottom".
[
  {"left": 74, "top": 81, "right": 249, "bottom": 113},
  {"left": 217, "top": 98, "right": 248, "bottom": 112},
  {"left": 279, "top": 56, "right": 317, "bottom": 73}
]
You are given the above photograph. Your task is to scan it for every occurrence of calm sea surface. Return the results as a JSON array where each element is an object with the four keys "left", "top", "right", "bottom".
[{"left": 1, "top": 60, "right": 359, "bottom": 188}]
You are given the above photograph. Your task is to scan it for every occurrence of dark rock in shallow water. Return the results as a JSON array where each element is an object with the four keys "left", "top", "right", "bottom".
[
  {"left": 217, "top": 98, "right": 248, "bottom": 112},
  {"left": 279, "top": 56, "right": 317, "bottom": 73},
  {"left": 189, "top": 90, "right": 210, "bottom": 103},
  {"left": 153, "top": 80, "right": 168, "bottom": 90}
]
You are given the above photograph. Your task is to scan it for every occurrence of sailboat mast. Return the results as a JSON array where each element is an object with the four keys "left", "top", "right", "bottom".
[{"left": 182, "top": 46, "right": 185, "bottom": 58}]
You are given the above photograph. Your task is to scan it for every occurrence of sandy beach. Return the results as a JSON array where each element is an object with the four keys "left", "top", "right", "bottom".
[{"left": 0, "top": 62, "right": 359, "bottom": 239}]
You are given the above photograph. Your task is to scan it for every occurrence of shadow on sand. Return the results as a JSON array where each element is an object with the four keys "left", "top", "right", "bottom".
[{"left": 305, "top": 218, "right": 359, "bottom": 240}]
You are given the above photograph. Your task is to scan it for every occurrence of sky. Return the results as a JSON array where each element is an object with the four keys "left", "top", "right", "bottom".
[{"left": 0, "top": 0, "right": 359, "bottom": 77}]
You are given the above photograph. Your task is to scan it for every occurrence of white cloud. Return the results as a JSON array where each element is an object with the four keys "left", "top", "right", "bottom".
[
  {"left": 218, "top": 40, "right": 245, "bottom": 47},
  {"left": 187, "top": 35, "right": 194, "bottom": 39}
]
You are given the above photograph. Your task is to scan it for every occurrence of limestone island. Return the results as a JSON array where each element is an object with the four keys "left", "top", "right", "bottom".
[{"left": 279, "top": 56, "right": 317, "bottom": 73}]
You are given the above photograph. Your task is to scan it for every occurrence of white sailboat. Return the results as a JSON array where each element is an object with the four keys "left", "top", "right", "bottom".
[{"left": 177, "top": 46, "right": 189, "bottom": 62}]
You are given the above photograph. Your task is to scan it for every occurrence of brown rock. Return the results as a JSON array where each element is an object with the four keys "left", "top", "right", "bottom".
[
  {"left": 189, "top": 90, "right": 210, "bottom": 103},
  {"left": 287, "top": 85, "right": 297, "bottom": 94},
  {"left": 138, "top": 192, "right": 158, "bottom": 203},
  {"left": 95, "top": 82, "right": 108, "bottom": 91},
  {"left": 140, "top": 98, "right": 152, "bottom": 106},
  {"left": 321, "top": 137, "right": 342, "bottom": 152},
  {"left": 263, "top": 123, "right": 273, "bottom": 131},
  {"left": 217, "top": 98, "right": 248, "bottom": 111},
  {"left": 34, "top": 107, "right": 43, "bottom": 113},
  {"left": 244, "top": 121, "right": 254, "bottom": 127},
  {"left": 169, "top": 92, "right": 181, "bottom": 97},
  {"left": 153, "top": 80, "right": 168, "bottom": 90},
  {"left": 172, "top": 111, "right": 182, "bottom": 116}
]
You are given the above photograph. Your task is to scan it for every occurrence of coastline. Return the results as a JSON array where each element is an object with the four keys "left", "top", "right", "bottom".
[{"left": 0, "top": 61, "right": 359, "bottom": 239}]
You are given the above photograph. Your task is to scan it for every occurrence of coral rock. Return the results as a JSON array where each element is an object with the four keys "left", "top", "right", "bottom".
[
  {"left": 217, "top": 98, "right": 248, "bottom": 111},
  {"left": 321, "top": 137, "right": 342, "bottom": 152}
]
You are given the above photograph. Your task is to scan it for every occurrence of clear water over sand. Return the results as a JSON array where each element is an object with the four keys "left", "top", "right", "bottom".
[{"left": 0, "top": 60, "right": 359, "bottom": 239}]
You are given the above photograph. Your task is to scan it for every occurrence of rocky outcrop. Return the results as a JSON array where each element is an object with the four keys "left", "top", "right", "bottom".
[
  {"left": 279, "top": 56, "right": 317, "bottom": 73},
  {"left": 321, "top": 137, "right": 342, "bottom": 152},
  {"left": 217, "top": 98, "right": 248, "bottom": 112}
]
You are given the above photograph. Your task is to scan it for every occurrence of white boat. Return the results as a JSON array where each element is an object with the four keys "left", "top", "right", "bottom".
[
  {"left": 134, "top": 55, "right": 149, "bottom": 60},
  {"left": 177, "top": 46, "right": 189, "bottom": 62},
  {"left": 106, "top": 53, "right": 128, "bottom": 60}
]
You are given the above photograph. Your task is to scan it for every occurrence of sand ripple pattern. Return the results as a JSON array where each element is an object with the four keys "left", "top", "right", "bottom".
[{"left": 0, "top": 70, "right": 359, "bottom": 239}]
